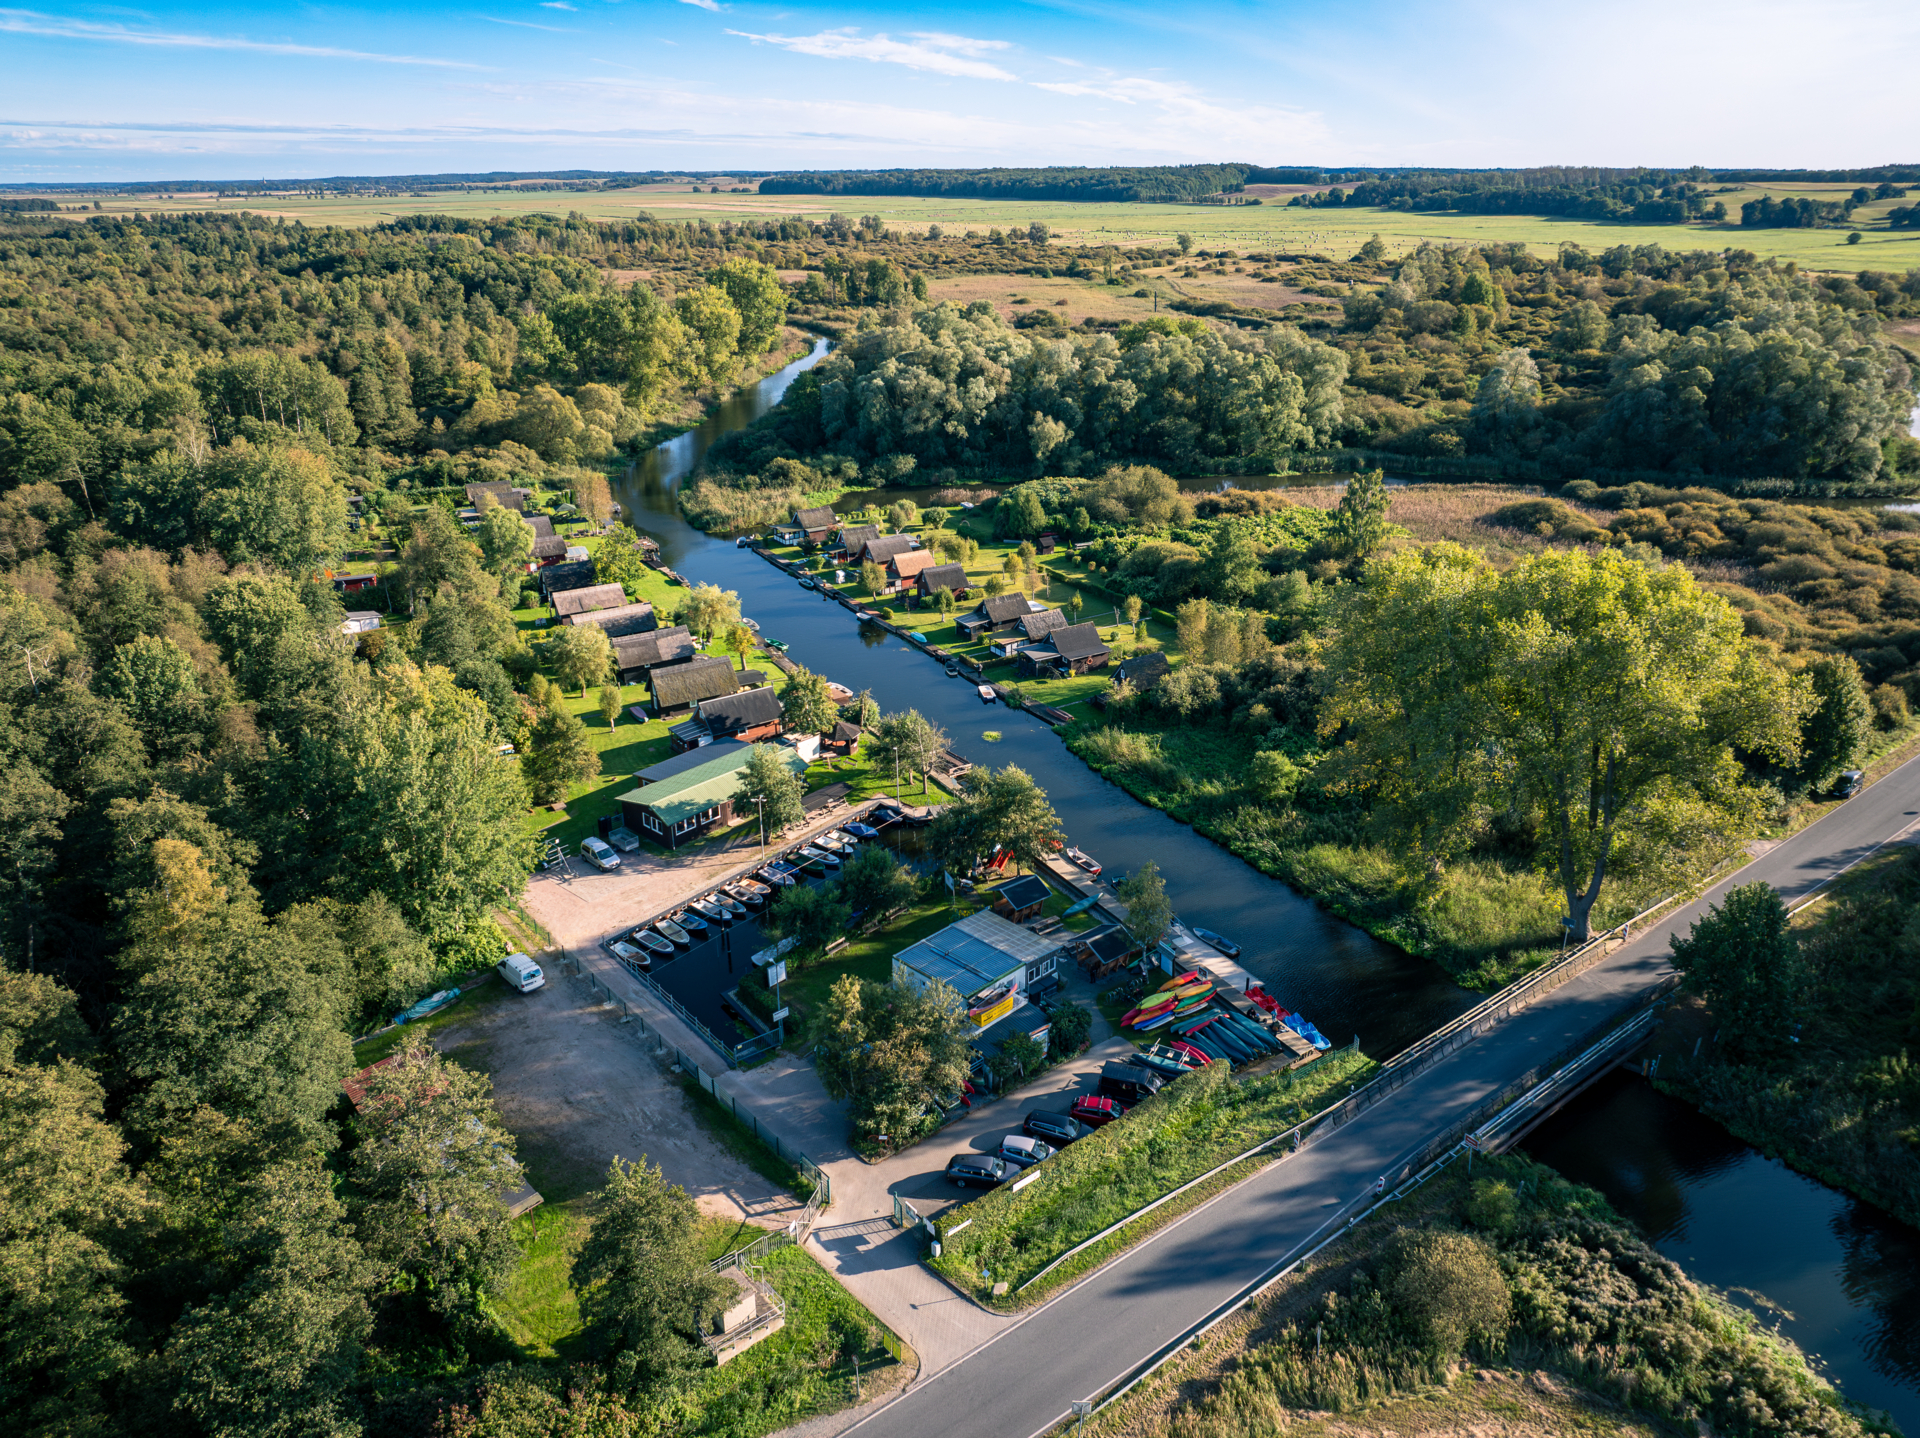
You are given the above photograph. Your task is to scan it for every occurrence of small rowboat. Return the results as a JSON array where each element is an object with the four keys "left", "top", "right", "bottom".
[
  {"left": 609, "top": 940, "right": 652, "bottom": 971},
  {"left": 709, "top": 891, "right": 746, "bottom": 918},
  {"left": 688, "top": 898, "right": 729, "bottom": 924},
  {"left": 723, "top": 883, "right": 766, "bottom": 910},
  {"left": 798, "top": 845, "right": 841, "bottom": 867},
  {"left": 1065, "top": 847, "right": 1101, "bottom": 877},
  {"left": 655, "top": 918, "right": 692, "bottom": 947},
  {"left": 736, "top": 877, "right": 773, "bottom": 900},
  {"left": 798, "top": 576, "right": 817, "bottom": 590},
  {"left": 946, "top": 662, "right": 960, "bottom": 677},
  {"left": 1192, "top": 926, "right": 1240, "bottom": 958},
  {"left": 758, "top": 863, "right": 797, "bottom": 886},
  {"left": 674, "top": 908, "right": 710, "bottom": 933},
  {"left": 844, "top": 821, "right": 880, "bottom": 841},
  {"left": 978, "top": 684, "right": 997, "bottom": 704},
  {"left": 627, "top": 928, "right": 675, "bottom": 956},
  {"left": 824, "top": 829, "right": 861, "bottom": 849}
]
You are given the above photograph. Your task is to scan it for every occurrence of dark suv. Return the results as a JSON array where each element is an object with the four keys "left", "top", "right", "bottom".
[
  {"left": 1024, "top": 1110, "right": 1091, "bottom": 1146},
  {"left": 945, "top": 1154, "right": 1011, "bottom": 1189},
  {"left": 1832, "top": 770, "right": 1866, "bottom": 799}
]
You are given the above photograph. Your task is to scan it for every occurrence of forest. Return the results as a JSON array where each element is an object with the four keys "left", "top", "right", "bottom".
[{"left": 758, "top": 164, "right": 1258, "bottom": 203}]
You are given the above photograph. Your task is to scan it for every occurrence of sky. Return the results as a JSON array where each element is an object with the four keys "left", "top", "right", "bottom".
[{"left": 1, "top": 0, "right": 1915, "bottom": 182}]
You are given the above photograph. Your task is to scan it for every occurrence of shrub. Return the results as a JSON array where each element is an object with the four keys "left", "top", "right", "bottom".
[{"left": 1384, "top": 1229, "right": 1510, "bottom": 1356}]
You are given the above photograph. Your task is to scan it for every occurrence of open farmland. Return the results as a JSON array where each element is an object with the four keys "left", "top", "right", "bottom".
[{"left": 16, "top": 177, "right": 1920, "bottom": 270}]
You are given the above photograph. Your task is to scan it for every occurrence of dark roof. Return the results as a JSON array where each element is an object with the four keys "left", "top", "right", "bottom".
[
  {"left": 539, "top": 560, "right": 597, "bottom": 595},
  {"left": 794, "top": 506, "right": 838, "bottom": 532},
  {"left": 918, "top": 563, "right": 968, "bottom": 593},
  {"left": 1045, "top": 622, "right": 1109, "bottom": 661},
  {"left": 523, "top": 514, "right": 556, "bottom": 539},
  {"left": 1114, "top": 651, "right": 1171, "bottom": 687},
  {"left": 970, "top": 592, "right": 1031, "bottom": 624},
  {"left": 992, "top": 874, "right": 1052, "bottom": 912},
  {"left": 831, "top": 719, "right": 863, "bottom": 744},
  {"left": 567, "top": 601, "right": 656, "bottom": 634},
  {"left": 552, "top": 583, "right": 627, "bottom": 617},
  {"left": 697, "top": 685, "right": 783, "bottom": 733},
  {"left": 651, "top": 655, "right": 740, "bottom": 710},
  {"left": 613, "top": 625, "right": 695, "bottom": 671},
  {"left": 860, "top": 534, "right": 916, "bottom": 566},
  {"left": 465, "top": 481, "right": 524, "bottom": 510},
  {"left": 1080, "top": 925, "right": 1136, "bottom": 963},
  {"left": 531, "top": 536, "right": 569, "bottom": 559},
  {"left": 1018, "top": 607, "right": 1068, "bottom": 640},
  {"left": 837, "top": 524, "right": 880, "bottom": 556}
]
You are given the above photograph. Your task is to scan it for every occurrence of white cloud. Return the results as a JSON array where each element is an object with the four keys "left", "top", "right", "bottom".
[
  {"left": 539, "top": 2, "right": 576, "bottom": 8},
  {"left": 725, "top": 26, "right": 1016, "bottom": 80},
  {"left": 0, "top": 6, "right": 479, "bottom": 67},
  {"left": 481, "top": 15, "right": 575, "bottom": 29},
  {"left": 678, "top": 0, "right": 722, "bottom": 10},
  {"left": 1031, "top": 70, "right": 1328, "bottom": 154}
]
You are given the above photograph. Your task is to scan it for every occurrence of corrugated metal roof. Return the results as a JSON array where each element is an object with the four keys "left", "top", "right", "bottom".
[
  {"left": 894, "top": 908, "right": 1059, "bottom": 997},
  {"left": 616, "top": 741, "right": 806, "bottom": 825}
]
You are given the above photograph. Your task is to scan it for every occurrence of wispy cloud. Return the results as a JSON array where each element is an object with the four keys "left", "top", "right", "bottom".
[
  {"left": 1031, "top": 70, "right": 1328, "bottom": 152},
  {"left": 725, "top": 27, "right": 1016, "bottom": 80},
  {"left": 539, "top": 2, "right": 576, "bottom": 8},
  {"left": 0, "top": 6, "right": 480, "bottom": 67},
  {"left": 678, "top": 0, "right": 722, "bottom": 10},
  {"left": 480, "top": 14, "right": 574, "bottom": 29}
]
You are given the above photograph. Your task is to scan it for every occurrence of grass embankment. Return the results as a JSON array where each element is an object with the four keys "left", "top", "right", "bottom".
[
  {"left": 1648, "top": 841, "right": 1920, "bottom": 1233},
  {"left": 1072, "top": 1149, "right": 1887, "bottom": 1438},
  {"left": 933, "top": 1049, "right": 1375, "bottom": 1305}
]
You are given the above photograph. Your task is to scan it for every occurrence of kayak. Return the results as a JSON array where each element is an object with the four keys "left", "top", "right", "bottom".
[
  {"left": 1136, "top": 1010, "right": 1181, "bottom": 1031},
  {"left": 1156, "top": 973, "right": 1206, "bottom": 994}
]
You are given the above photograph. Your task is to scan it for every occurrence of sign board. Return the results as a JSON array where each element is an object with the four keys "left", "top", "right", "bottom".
[
  {"left": 771, "top": 1007, "right": 790, "bottom": 1023},
  {"left": 767, "top": 961, "right": 788, "bottom": 986},
  {"left": 1462, "top": 1131, "right": 1487, "bottom": 1152}
]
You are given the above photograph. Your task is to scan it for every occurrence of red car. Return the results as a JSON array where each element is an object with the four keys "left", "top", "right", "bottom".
[{"left": 1070, "top": 1094, "right": 1126, "bottom": 1128}]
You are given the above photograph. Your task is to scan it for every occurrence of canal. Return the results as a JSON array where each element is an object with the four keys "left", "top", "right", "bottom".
[{"left": 613, "top": 339, "right": 1920, "bottom": 1431}]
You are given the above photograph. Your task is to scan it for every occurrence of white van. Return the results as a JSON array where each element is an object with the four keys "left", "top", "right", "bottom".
[{"left": 498, "top": 952, "right": 545, "bottom": 993}]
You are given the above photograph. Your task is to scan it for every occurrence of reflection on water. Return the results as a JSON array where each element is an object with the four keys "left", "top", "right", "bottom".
[
  {"left": 1524, "top": 1070, "right": 1920, "bottom": 1432},
  {"left": 608, "top": 340, "right": 1474, "bottom": 1057}
]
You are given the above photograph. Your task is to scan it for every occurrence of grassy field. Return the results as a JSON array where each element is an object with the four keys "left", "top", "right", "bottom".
[{"left": 31, "top": 178, "right": 1920, "bottom": 271}]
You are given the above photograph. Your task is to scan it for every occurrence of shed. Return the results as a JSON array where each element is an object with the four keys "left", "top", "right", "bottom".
[
  {"left": 916, "top": 563, "right": 969, "bottom": 598},
  {"left": 823, "top": 719, "right": 862, "bottom": 757},
  {"left": 956, "top": 591, "right": 1033, "bottom": 639},
  {"left": 1071, "top": 923, "right": 1138, "bottom": 978},
  {"left": 616, "top": 740, "right": 806, "bottom": 849},
  {"left": 332, "top": 572, "right": 378, "bottom": 593},
  {"left": 835, "top": 524, "right": 881, "bottom": 561},
  {"left": 650, "top": 655, "right": 742, "bottom": 715},
  {"left": 552, "top": 583, "right": 628, "bottom": 618},
  {"left": 892, "top": 909, "right": 1061, "bottom": 1020},
  {"left": 1015, "top": 622, "right": 1110, "bottom": 678},
  {"left": 531, "top": 535, "right": 569, "bottom": 565},
  {"left": 341, "top": 611, "right": 382, "bottom": 635},
  {"left": 566, "top": 601, "right": 657, "bottom": 638},
  {"left": 612, "top": 626, "right": 696, "bottom": 683},
  {"left": 1095, "top": 651, "right": 1171, "bottom": 707},
  {"left": 675, "top": 685, "right": 783, "bottom": 751},
  {"left": 989, "top": 873, "right": 1052, "bottom": 924},
  {"left": 538, "top": 559, "right": 598, "bottom": 600},
  {"left": 464, "top": 481, "right": 525, "bottom": 512}
]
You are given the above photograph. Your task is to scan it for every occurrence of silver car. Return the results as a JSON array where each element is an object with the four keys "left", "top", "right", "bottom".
[{"left": 580, "top": 837, "right": 620, "bottom": 871}]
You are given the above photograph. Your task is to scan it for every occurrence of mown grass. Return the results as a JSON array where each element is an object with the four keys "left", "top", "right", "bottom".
[{"left": 933, "top": 1047, "right": 1374, "bottom": 1303}]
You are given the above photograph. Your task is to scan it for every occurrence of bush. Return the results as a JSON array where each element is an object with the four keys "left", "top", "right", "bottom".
[
  {"left": 1384, "top": 1229, "right": 1510, "bottom": 1356},
  {"left": 1046, "top": 1000, "right": 1093, "bottom": 1060}
]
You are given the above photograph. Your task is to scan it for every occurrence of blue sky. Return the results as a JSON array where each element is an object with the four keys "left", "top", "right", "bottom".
[{"left": 1, "top": 0, "right": 1914, "bottom": 182}]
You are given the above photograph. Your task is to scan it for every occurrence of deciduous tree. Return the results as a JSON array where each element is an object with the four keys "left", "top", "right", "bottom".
[
  {"left": 571, "top": 1157, "right": 729, "bottom": 1370},
  {"left": 779, "top": 664, "right": 840, "bottom": 735},
  {"left": 929, "top": 764, "right": 1065, "bottom": 877},
  {"left": 1669, "top": 882, "right": 1799, "bottom": 1060},
  {"left": 731, "top": 742, "right": 805, "bottom": 838}
]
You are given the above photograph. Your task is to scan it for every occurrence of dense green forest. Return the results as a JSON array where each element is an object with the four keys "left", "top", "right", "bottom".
[
  {"left": 1290, "top": 172, "right": 1722, "bottom": 224},
  {"left": 759, "top": 164, "right": 1258, "bottom": 203}
]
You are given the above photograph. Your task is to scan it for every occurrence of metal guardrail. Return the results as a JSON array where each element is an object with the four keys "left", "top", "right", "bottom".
[{"left": 1466, "top": 1005, "right": 1660, "bottom": 1153}]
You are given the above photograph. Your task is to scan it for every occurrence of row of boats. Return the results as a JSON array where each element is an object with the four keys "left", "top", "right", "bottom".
[
  {"left": 1116, "top": 972, "right": 1332, "bottom": 1067},
  {"left": 606, "top": 823, "right": 882, "bottom": 968}
]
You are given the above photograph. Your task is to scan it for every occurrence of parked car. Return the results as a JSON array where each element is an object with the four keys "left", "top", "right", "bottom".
[
  {"left": 1024, "top": 1110, "right": 1092, "bottom": 1146},
  {"left": 580, "top": 837, "right": 620, "bottom": 871},
  {"left": 1832, "top": 769, "right": 1866, "bottom": 799},
  {"left": 945, "top": 1154, "right": 1010, "bottom": 1188},
  {"left": 496, "top": 952, "right": 545, "bottom": 992},
  {"left": 1098, "top": 1060, "right": 1164, "bottom": 1106},
  {"left": 1069, "top": 1095, "right": 1126, "bottom": 1128},
  {"left": 607, "top": 826, "right": 641, "bottom": 853},
  {"left": 998, "top": 1134, "right": 1054, "bottom": 1169}
]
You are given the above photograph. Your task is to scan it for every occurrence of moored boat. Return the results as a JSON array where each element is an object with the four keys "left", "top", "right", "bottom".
[
  {"left": 723, "top": 883, "right": 764, "bottom": 910},
  {"left": 674, "top": 908, "right": 710, "bottom": 933},
  {"left": 1064, "top": 847, "right": 1102, "bottom": 877},
  {"left": 655, "top": 918, "right": 692, "bottom": 947},
  {"left": 627, "top": 928, "right": 676, "bottom": 956},
  {"left": 688, "top": 898, "right": 729, "bottom": 924},
  {"left": 609, "top": 939, "right": 652, "bottom": 970},
  {"left": 978, "top": 684, "right": 997, "bottom": 704},
  {"left": 798, "top": 845, "right": 841, "bottom": 867},
  {"left": 1191, "top": 926, "right": 1241, "bottom": 958}
]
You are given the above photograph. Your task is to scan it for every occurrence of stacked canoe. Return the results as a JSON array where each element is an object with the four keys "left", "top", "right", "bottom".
[
  {"left": 1119, "top": 973, "right": 1215, "bottom": 1032},
  {"left": 1116, "top": 972, "right": 1302, "bottom": 1067}
]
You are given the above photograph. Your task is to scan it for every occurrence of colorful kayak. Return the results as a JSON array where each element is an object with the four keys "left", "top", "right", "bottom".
[
  {"left": 1156, "top": 973, "right": 1206, "bottom": 994},
  {"left": 1136, "top": 1010, "right": 1182, "bottom": 1030}
]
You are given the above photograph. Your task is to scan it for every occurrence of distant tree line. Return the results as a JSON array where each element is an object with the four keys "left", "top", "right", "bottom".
[
  {"left": 1292, "top": 172, "right": 1722, "bottom": 224},
  {"left": 760, "top": 165, "right": 1259, "bottom": 204}
]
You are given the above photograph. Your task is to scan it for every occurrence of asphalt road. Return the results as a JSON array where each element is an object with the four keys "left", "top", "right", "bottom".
[{"left": 846, "top": 749, "right": 1920, "bottom": 1438}]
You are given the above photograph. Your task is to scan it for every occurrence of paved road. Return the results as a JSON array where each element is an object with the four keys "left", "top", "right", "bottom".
[{"left": 846, "top": 751, "right": 1920, "bottom": 1438}]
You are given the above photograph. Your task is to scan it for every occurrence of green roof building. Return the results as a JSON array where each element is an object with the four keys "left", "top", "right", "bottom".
[{"left": 615, "top": 740, "right": 807, "bottom": 849}]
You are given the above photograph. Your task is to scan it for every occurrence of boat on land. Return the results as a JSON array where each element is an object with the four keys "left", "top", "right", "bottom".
[
  {"left": 688, "top": 897, "right": 729, "bottom": 924},
  {"left": 655, "top": 918, "right": 692, "bottom": 947},
  {"left": 1064, "top": 847, "right": 1101, "bottom": 877},
  {"left": 978, "top": 684, "right": 997, "bottom": 704},
  {"left": 1062, "top": 893, "right": 1099, "bottom": 917},
  {"left": 798, "top": 845, "right": 841, "bottom": 867},
  {"left": 628, "top": 928, "right": 676, "bottom": 956}
]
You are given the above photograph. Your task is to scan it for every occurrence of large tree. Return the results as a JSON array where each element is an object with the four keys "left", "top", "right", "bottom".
[
  {"left": 865, "top": 709, "right": 948, "bottom": 795},
  {"left": 1116, "top": 860, "right": 1173, "bottom": 952},
  {"left": 807, "top": 975, "right": 974, "bottom": 1141},
  {"left": 731, "top": 742, "right": 805, "bottom": 838},
  {"left": 1669, "top": 882, "right": 1799, "bottom": 1060},
  {"left": 1322, "top": 546, "right": 1806, "bottom": 939},
  {"left": 928, "top": 764, "right": 1066, "bottom": 878},
  {"left": 780, "top": 664, "right": 840, "bottom": 736}
]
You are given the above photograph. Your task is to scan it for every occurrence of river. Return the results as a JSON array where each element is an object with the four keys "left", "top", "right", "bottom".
[{"left": 612, "top": 339, "right": 1920, "bottom": 1431}]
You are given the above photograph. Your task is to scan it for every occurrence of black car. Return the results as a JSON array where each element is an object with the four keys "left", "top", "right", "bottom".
[
  {"left": 1023, "top": 1110, "right": 1091, "bottom": 1146},
  {"left": 1832, "top": 770, "right": 1866, "bottom": 799},
  {"left": 945, "top": 1154, "right": 1011, "bottom": 1189}
]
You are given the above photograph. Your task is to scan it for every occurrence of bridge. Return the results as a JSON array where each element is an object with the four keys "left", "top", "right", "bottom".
[{"left": 843, "top": 747, "right": 1920, "bottom": 1438}]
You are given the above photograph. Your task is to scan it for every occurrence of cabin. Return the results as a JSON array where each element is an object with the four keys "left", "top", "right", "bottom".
[
  {"left": 538, "top": 559, "right": 598, "bottom": 601},
  {"left": 611, "top": 626, "right": 696, "bottom": 684},
  {"left": 823, "top": 719, "right": 862, "bottom": 757},
  {"left": 887, "top": 550, "right": 941, "bottom": 591},
  {"left": 341, "top": 611, "right": 382, "bottom": 635},
  {"left": 956, "top": 591, "right": 1034, "bottom": 640},
  {"left": 854, "top": 533, "right": 916, "bottom": 571},
  {"left": 834, "top": 524, "right": 881, "bottom": 562},
  {"left": 615, "top": 740, "right": 807, "bottom": 850},
  {"left": 892, "top": 909, "right": 1062, "bottom": 1027},
  {"left": 1094, "top": 651, "right": 1171, "bottom": 707},
  {"left": 524, "top": 514, "right": 556, "bottom": 539},
  {"left": 668, "top": 685, "right": 783, "bottom": 752},
  {"left": 1015, "top": 622, "right": 1110, "bottom": 678},
  {"left": 650, "top": 655, "right": 747, "bottom": 716},
  {"left": 551, "top": 583, "right": 628, "bottom": 619},
  {"left": 530, "top": 536, "right": 569, "bottom": 566},
  {"left": 1035, "top": 531, "right": 1059, "bottom": 555},
  {"left": 989, "top": 873, "right": 1052, "bottom": 925},
  {"left": 331, "top": 572, "right": 378, "bottom": 594},
  {"left": 916, "top": 563, "right": 969, "bottom": 600},
  {"left": 566, "top": 601, "right": 657, "bottom": 639},
  {"left": 464, "top": 481, "right": 526, "bottom": 512},
  {"left": 988, "top": 605, "right": 1066, "bottom": 658},
  {"left": 773, "top": 505, "right": 839, "bottom": 545}
]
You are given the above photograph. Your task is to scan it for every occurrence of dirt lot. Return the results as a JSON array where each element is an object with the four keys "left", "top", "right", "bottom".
[{"left": 430, "top": 969, "right": 800, "bottom": 1220}]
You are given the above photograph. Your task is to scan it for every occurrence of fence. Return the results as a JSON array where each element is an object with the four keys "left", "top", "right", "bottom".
[
  {"left": 567, "top": 957, "right": 831, "bottom": 1208},
  {"left": 610, "top": 948, "right": 782, "bottom": 1068}
]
